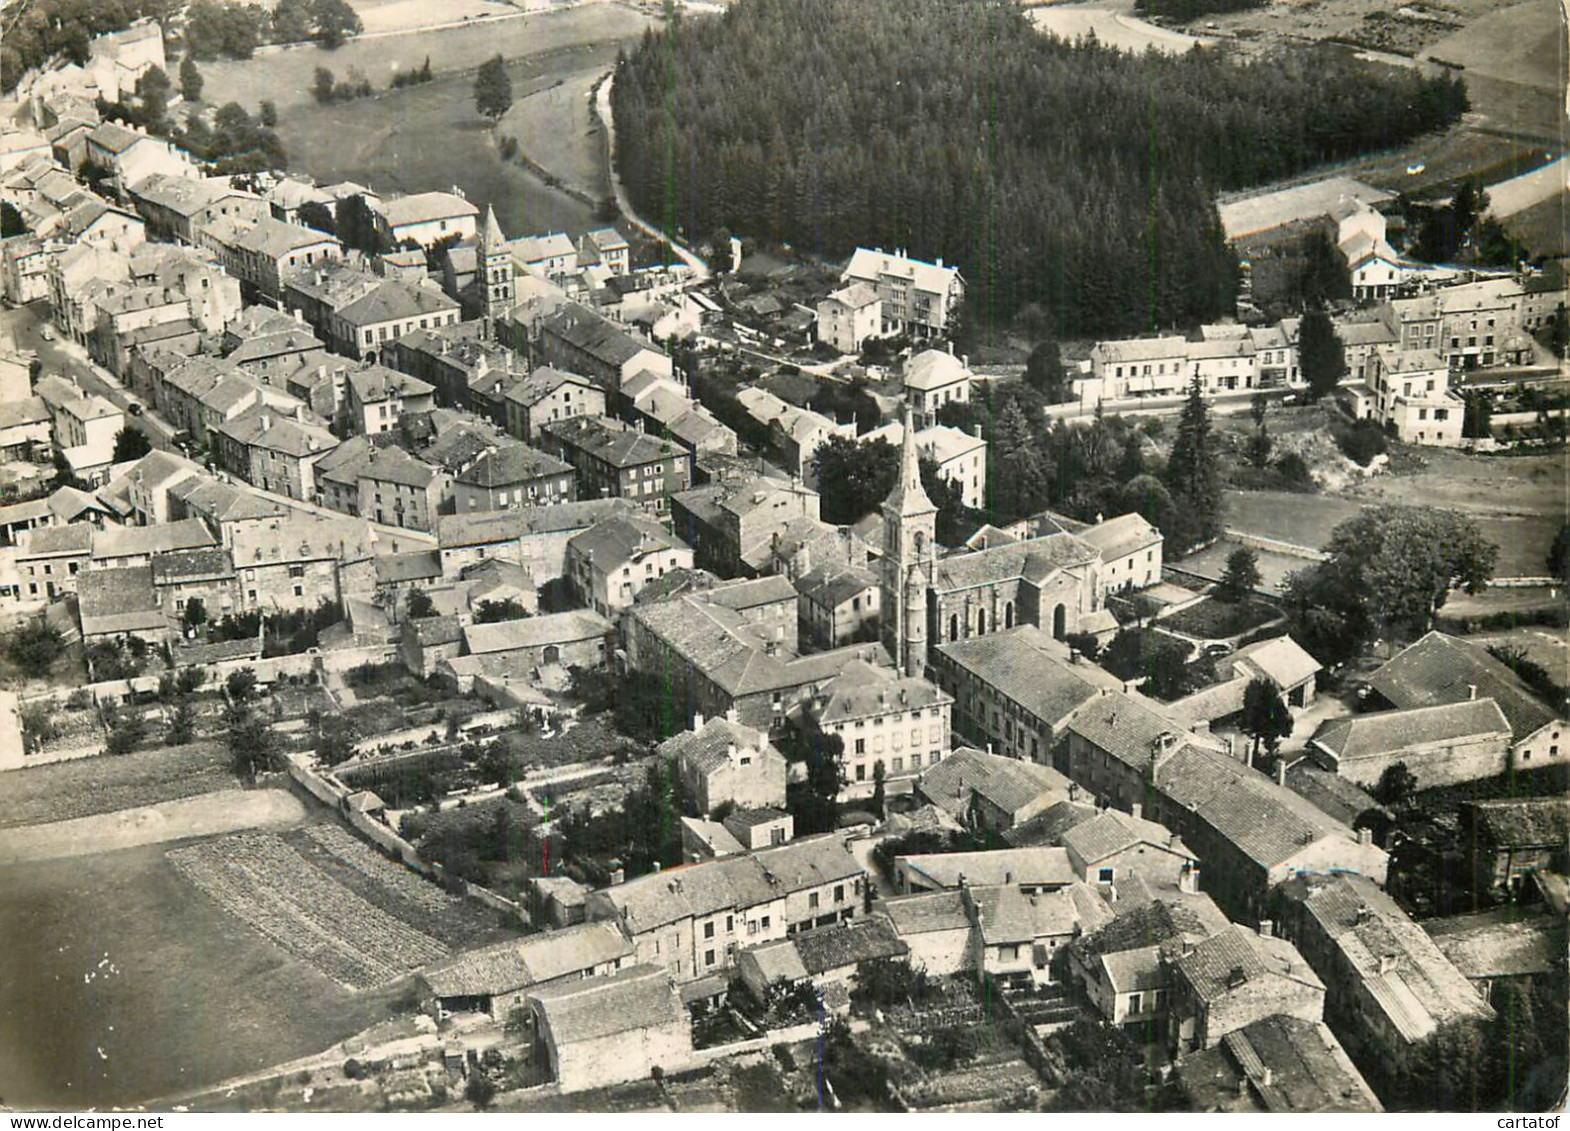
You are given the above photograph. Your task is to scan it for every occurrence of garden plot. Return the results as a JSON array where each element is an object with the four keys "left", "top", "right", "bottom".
[{"left": 167, "top": 831, "right": 451, "bottom": 990}]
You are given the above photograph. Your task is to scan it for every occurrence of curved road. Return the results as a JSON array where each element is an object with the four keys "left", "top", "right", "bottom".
[{"left": 593, "top": 72, "right": 711, "bottom": 283}]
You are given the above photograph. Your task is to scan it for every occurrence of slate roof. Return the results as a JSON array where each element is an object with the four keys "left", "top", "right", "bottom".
[
  {"left": 543, "top": 416, "right": 683, "bottom": 469},
  {"left": 767, "top": 915, "right": 908, "bottom": 976},
  {"left": 77, "top": 565, "right": 165, "bottom": 636},
  {"left": 236, "top": 216, "right": 337, "bottom": 259},
  {"left": 1280, "top": 872, "right": 1492, "bottom": 1041},
  {"left": 217, "top": 405, "right": 337, "bottom": 459},
  {"left": 1424, "top": 907, "right": 1564, "bottom": 981},
  {"left": 1313, "top": 699, "right": 1510, "bottom": 762},
  {"left": 437, "top": 498, "right": 633, "bottom": 549},
  {"left": 542, "top": 303, "right": 658, "bottom": 370},
  {"left": 935, "top": 625, "right": 1103, "bottom": 728},
  {"left": 504, "top": 365, "right": 596, "bottom": 408},
  {"left": 594, "top": 834, "right": 863, "bottom": 935},
  {"left": 844, "top": 248, "right": 961, "bottom": 299},
  {"left": 336, "top": 278, "right": 457, "bottom": 327},
  {"left": 530, "top": 964, "right": 684, "bottom": 1045},
  {"left": 421, "top": 920, "right": 634, "bottom": 998},
  {"left": 1366, "top": 631, "right": 1562, "bottom": 743},
  {"left": 917, "top": 745, "right": 1078, "bottom": 821}
]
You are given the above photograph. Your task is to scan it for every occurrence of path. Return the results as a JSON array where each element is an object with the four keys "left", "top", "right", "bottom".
[
  {"left": 0, "top": 788, "right": 305, "bottom": 865},
  {"left": 593, "top": 72, "right": 710, "bottom": 283}
]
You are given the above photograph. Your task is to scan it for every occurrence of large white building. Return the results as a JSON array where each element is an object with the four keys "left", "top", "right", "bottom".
[
  {"left": 1349, "top": 347, "right": 1463, "bottom": 446},
  {"left": 841, "top": 247, "right": 964, "bottom": 339},
  {"left": 862, "top": 420, "right": 987, "bottom": 510}
]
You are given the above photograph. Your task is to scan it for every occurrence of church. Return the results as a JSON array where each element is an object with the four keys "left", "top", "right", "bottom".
[{"left": 878, "top": 409, "right": 1161, "bottom": 678}]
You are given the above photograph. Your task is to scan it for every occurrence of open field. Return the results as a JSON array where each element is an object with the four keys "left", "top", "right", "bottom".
[
  {"left": 167, "top": 828, "right": 501, "bottom": 990},
  {"left": 0, "top": 740, "right": 240, "bottom": 830},
  {"left": 349, "top": 0, "right": 517, "bottom": 35},
  {"left": 0, "top": 789, "right": 306, "bottom": 865},
  {"left": 498, "top": 66, "right": 610, "bottom": 200},
  {"left": 1026, "top": 1, "right": 1209, "bottom": 53},
  {"left": 199, "top": 3, "right": 655, "bottom": 113},
  {"left": 0, "top": 841, "right": 406, "bottom": 1109}
]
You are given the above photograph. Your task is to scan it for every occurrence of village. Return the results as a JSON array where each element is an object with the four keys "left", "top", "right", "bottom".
[{"left": 0, "top": 0, "right": 1566, "bottom": 1116}]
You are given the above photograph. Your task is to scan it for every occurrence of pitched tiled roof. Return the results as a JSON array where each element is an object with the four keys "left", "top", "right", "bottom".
[
  {"left": 1313, "top": 699, "right": 1510, "bottom": 762},
  {"left": 78, "top": 565, "right": 164, "bottom": 635},
  {"left": 455, "top": 441, "right": 571, "bottom": 489},
  {"left": 1181, "top": 1016, "right": 1383, "bottom": 1113},
  {"left": 795, "top": 560, "right": 878, "bottom": 610},
  {"left": 92, "top": 517, "right": 215, "bottom": 561},
  {"left": 882, "top": 889, "right": 970, "bottom": 936},
  {"left": 421, "top": 920, "right": 633, "bottom": 998},
  {"left": 1280, "top": 873, "right": 1491, "bottom": 1041},
  {"left": 1366, "top": 631, "right": 1561, "bottom": 743},
  {"left": 785, "top": 915, "right": 908, "bottom": 974},
  {"left": 437, "top": 498, "right": 633, "bottom": 549},
  {"left": 237, "top": 217, "right": 337, "bottom": 259},
  {"left": 658, "top": 715, "right": 777, "bottom": 776},
  {"left": 1232, "top": 635, "right": 1321, "bottom": 689},
  {"left": 504, "top": 365, "right": 595, "bottom": 407},
  {"left": 337, "top": 278, "right": 457, "bottom": 327},
  {"left": 348, "top": 365, "right": 433, "bottom": 405},
  {"left": 1066, "top": 689, "right": 1196, "bottom": 774},
  {"left": 932, "top": 532, "right": 1098, "bottom": 592},
  {"left": 149, "top": 548, "right": 234, "bottom": 584},
  {"left": 897, "top": 846, "right": 1075, "bottom": 890},
  {"left": 217, "top": 405, "right": 337, "bottom": 459},
  {"left": 375, "top": 549, "right": 442, "bottom": 585},
  {"left": 917, "top": 746, "right": 1078, "bottom": 821},
  {"left": 378, "top": 191, "right": 478, "bottom": 228},
  {"left": 543, "top": 416, "right": 683, "bottom": 469},
  {"left": 1468, "top": 797, "right": 1570, "bottom": 848},
  {"left": 807, "top": 660, "right": 952, "bottom": 727},
  {"left": 1176, "top": 925, "right": 1322, "bottom": 1005},
  {"left": 462, "top": 610, "right": 609, "bottom": 655},
  {"left": 1061, "top": 809, "right": 1193, "bottom": 868},
  {"left": 543, "top": 303, "right": 658, "bottom": 369},
  {"left": 530, "top": 964, "right": 683, "bottom": 1045},
  {"left": 1078, "top": 513, "right": 1162, "bottom": 562},
  {"left": 936, "top": 625, "right": 1103, "bottom": 729},
  {"left": 595, "top": 834, "right": 862, "bottom": 934}
]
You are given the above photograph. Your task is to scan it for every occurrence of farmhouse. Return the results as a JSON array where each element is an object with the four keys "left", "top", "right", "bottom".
[
  {"left": 419, "top": 920, "right": 634, "bottom": 1020},
  {"left": 524, "top": 965, "right": 691, "bottom": 1093},
  {"left": 1310, "top": 699, "right": 1512, "bottom": 790}
]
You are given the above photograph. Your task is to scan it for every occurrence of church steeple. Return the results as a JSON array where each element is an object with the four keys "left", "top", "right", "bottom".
[
  {"left": 880, "top": 405, "right": 936, "bottom": 678},
  {"left": 478, "top": 204, "right": 512, "bottom": 333}
]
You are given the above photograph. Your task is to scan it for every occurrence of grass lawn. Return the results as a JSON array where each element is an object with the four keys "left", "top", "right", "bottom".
[
  {"left": 1160, "top": 597, "right": 1281, "bottom": 640},
  {"left": 0, "top": 842, "right": 405, "bottom": 1109},
  {"left": 198, "top": 3, "right": 656, "bottom": 113},
  {"left": 0, "top": 741, "right": 239, "bottom": 830},
  {"left": 498, "top": 66, "right": 610, "bottom": 200}
]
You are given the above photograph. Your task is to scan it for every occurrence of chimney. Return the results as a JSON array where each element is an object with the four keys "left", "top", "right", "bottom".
[
  {"left": 1130, "top": 803, "right": 1141, "bottom": 820},
  {"left": 1378, "top": 953, "right": 1396, "bottom": 975},
  {"left": 1257, "top": 919, "right": 1274, "bottom": 938},
  {"left": 693, "top": 711, "right": 705, "bottom": 730},
  {"left": 727, "top": 741, "right": 737, "bottom": 760},
  {"left": 1179, "top": 861, "right": 1200, "bottom": 894},
  {"left": 1277, "top": 759, "right": 1288, "bottom": 787},
  {"left": 293, "top": 405, "right": 304, "bottom": 421},
  {"left": 260, "top": 412, "right": 271, "bottom": 432},
  {"left": 1261, "top": 1067, "right": 1274, "bottom": 1088},
  {"left": 651, "top": 861, "right": 661, "bottom": 874},
  {"left": 1357, "top": 826, "right": 1374, "bottom": 846},
  {"left": 1467, "top": 683, "right": 1477, "bottom": 700}
]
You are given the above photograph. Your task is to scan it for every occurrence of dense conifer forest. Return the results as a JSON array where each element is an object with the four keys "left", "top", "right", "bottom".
[{"left": 612, "top": 0, "right": 1468, "bottom": 336}]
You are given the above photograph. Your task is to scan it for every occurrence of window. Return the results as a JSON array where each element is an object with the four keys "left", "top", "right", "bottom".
[
  {"left": 704, "top": 949, "right": 715, "bottom": 967},
  {"left": 703, "top": 922, "right": 714, "bottom": 939},
  {"left": 833, "top": 885, "right": 844, "bottom": 902},
  {"left": 855, "top": 763, "right": 865, "bottom": 781},
  {"left": 761, "top": 916, "right": 770, "bottom": 930},
  {"left": 725, "top": 915, "right": 733, "bottom": 932},
  {"left": 999, "top": 945, "right": 1018, "bottom": 961},
  {"left": 1098, "top": 867, "right": 1114, "bottom": 884},
  {"left": 855, "top": 738, "right": 865, "bottom": 755},
  {"left": 1128, "top": 992, "right": 1143, "bottom": 1014}
]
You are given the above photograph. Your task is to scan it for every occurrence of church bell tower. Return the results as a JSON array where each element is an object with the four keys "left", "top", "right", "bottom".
[{"left": 879, "top": 406, "right": 936, "bottom": 678}]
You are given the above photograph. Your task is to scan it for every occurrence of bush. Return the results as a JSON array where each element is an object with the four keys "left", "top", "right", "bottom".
[
  {"left": 343, "top": 1058, "right": 364, "bottom": 1080},
  {"left": 1333, "top": 419, "right": 1388, "bottom": 466},
  {"left": 7, "top": 620, "right": 65, "bottom": 677},
  {"left": 1064, "top": 631, "right": 1101, "bottom": 660}
]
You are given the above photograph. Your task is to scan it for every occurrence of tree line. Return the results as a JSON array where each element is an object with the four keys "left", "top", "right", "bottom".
[{"left": 610, "top": 0, "right": 1468, "bottom": 337}]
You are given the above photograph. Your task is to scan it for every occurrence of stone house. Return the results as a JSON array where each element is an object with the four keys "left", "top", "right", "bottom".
[
  {"left": 1168, "top": 924, "right": 1326, "bottom": 1053},
  {"left": 419, "top": 919, "right": 633, "bottom": 1021},
  {"left": 450, "top": 441, "right": 576, "bottom": 514},
  {"left": 662, "top": 713, "right": 788, "bottom": 815},
  {"left": 524, "top": 965, "right": 691, "bottom": 1093},
  {"left": 566, "top": 512, "right": 693, "bottom": 617},
  {"left": 504, "top": 366, "right": 606, "bottom": 445},
  {"left": 1461, "top": 798, "right": 1570, "bottom": 898},
  {"left": 1310, "top": 699, "right": 1511, "bottom": 791},
  {"left": 792, "top": 659, "right": 953, "bottom": 791}
]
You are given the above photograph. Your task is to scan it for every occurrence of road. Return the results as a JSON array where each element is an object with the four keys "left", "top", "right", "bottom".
[
  {"left": 1046, "top": 384, "right": 1299, "bottom": 421},
  {"left": 593, "top": 72, "right": 710, "bottom": 284},
  {"left": 4, "top": 300, "right": 181, "bottom": 451}
]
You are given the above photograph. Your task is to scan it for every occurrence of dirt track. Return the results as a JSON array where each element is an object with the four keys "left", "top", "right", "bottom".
[{"left": 0, "top": 789, "right": 306, "bottom": 865}]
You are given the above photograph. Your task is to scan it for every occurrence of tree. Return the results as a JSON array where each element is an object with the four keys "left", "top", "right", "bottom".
[
  {"left": 7, "top": 620, "right": 64, "bottom": 677},
  {"left": 258, "top": 99, "right": 278, "bottom": 128},
  {"left": 176, "top": 666, "right": 206, "bottom": 695},
  {"left": 1162, "top": 375, "right": 1224, "bottom": 551},
  {"left": 312, "top": 66, "right": 337, "bottom": 105},
  {"left": 1545, "top": 303, "right": 1569, "bottom": 359},
  {"left": 1316, "top": 505, "right": 1498, "bottom": 639},
  {"left": 52, "top": 449, "right": 85, "bottom": 491},
  {"left": 1548, "top": 522, "right": 1570, "bottom": 586},
  {"left": 179, "top": 54, "right": 204, "bottom": 102},
  {"left": 226, "top": 706, "right": 277, "bottom": 779},
  {"left": 464, "top": 1073, "right": 497, "bottom": 1110},
  {"left": 1375, "top": 761, "right": 1418, "bottom": 807},
  {"left": 1, "top": 200, "right": 23, "bottom": 237},
  {"left": 474, "top": 54, "right": 512, "bottom": 120},
  {"left": 133, "top": 65, "right": 172, "bottom": 129},
  {"left": 810, "top": 434, "right": 899, "bottom": 525},
  {"left": 1299, "top": 306, "right": 1346, "bottom": 402},
  {"left": 789, "top": 731, "right": 843, "bottom": 835},
  {"left": 474, "top": 597, "right": 529, "bottom": 623},
  {"left": 271, "top": 0, "right": 315, "bottom": 42},
  {"left": 405, "top": 587, "right": 436, "bottom": 620},
  {"left": 312, "top": 0, "right": 363, "bottom": 48},
  {"left": 870, "top": 759, "right": 886, "bottom": 818},
  {"left": 112, "top": 426, "right": 152, "bottom": 462},
  {"left": 226, "top": 666, "right": 259, "bottom": 703},
  {"left": 1024, "top": 339, "right": 1070, "bottom": 402},
  {"left": 105, "top": 710, "right": 147, "bottom": 756},
  {"left": 165, "top": 699, "right": 197, "bottom": 746},
  {"left": 1240, "top": 678, "right": 1292, "bottom": 765},
  {"left": 1218, "top": 547, "right": 1261, "bottom": 602},
  {"left": 314, "top": 711, "right": 361, "bottom": 766},
  {"left": 182, "top": 596, "right": 208, "bottom": 628}
]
